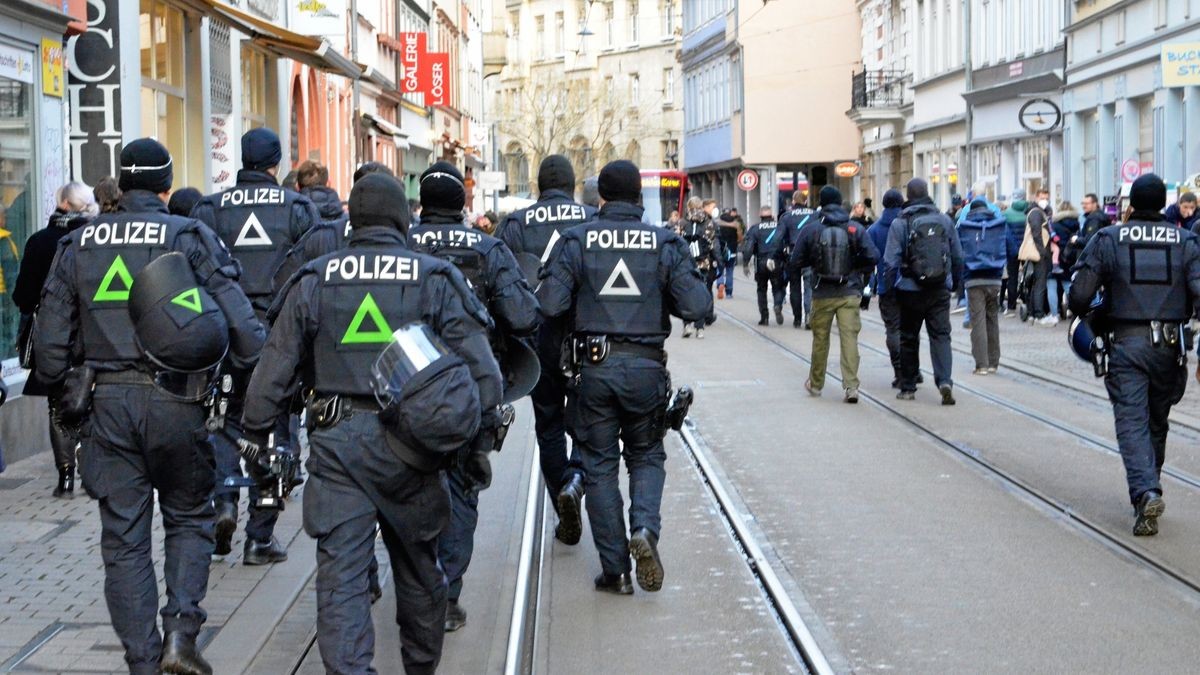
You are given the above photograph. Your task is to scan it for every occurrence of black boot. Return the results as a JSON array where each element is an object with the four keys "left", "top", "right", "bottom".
[
  {"left": 213, "top": 501, "right": 237, "bottom": 556},
  {"left": 53, "top": 465, "right": 74, "bottom": 499},
  {"left": 555, "top": 474, "right": 584, "bottom": 545},
  {"left": 757, "top": 313, "right": 769, "bottom": 326},
  {"left": 774, "top": 306, "right": 784, "bottom": 325},
  {"left": 629, "top": 528, "right": 664, "bottom": 592},
  {"left": 1133, "top": 491, "right": 1165, "bottom": 536},
  {"left": 243, "top": 536, "right": 288, "bottom": 565},
  {"left": 593, "top": 572, "right": 633, "bottom": 595},
  {"left": 160, "top": 631, "right": 212, "bottom": 675}
]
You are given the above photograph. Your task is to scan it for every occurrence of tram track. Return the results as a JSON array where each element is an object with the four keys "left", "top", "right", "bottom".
[{"left": 719, "top": 307, "right": 1200, "bottom": 603}]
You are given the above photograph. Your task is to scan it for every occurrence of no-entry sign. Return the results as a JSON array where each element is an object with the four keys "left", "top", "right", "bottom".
[{"left": 737, "top": 169, "right": 759, "bottom": 191}]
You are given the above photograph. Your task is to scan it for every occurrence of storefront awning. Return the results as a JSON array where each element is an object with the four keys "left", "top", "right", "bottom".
[
  {"left": 362, "top": 113, "right": 410, "bottom": 150},
  {"left": 358, "top": 64, "right": 397, "bottom": 92},
  {"left": 193, "top": 0, "right": 361, "bottom": 80}
]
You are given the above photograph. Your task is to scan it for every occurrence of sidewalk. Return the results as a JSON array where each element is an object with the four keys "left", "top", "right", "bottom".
[{"left": 0, "top": 446, "right": 313, "bottom": 674}]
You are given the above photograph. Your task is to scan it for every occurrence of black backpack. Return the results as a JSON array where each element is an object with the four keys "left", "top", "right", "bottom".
[
  {"left": 815, "top": 220, "right": 854, "bottom": 283},
  {"left": 904, "top": 212, "right": 949, "bottom": 287}
]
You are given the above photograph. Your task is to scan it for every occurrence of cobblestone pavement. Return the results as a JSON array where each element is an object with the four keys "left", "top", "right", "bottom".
[{"left": 0, "top": 447, "right": 309, "bottom": 674}]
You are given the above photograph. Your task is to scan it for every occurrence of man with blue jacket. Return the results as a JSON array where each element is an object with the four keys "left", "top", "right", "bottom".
[
  {"left": 868, "top": 189, "right": 905, "bottom": 386},
  {"left": 959, "top": 198, "right": 1010, "bottom": 374}
]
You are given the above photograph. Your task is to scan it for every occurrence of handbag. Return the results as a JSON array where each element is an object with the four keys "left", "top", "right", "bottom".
[
  {"left": 16, "top": 312, "right": 35, "bottom": 369},
  {"left": 1018, "top": 225, "right": 1047, "bottom": 263}
]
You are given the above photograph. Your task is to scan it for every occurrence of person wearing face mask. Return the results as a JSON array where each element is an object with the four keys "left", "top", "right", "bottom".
[{"left": 1021, "top": 189, "right": 1055, "bottom": 325}]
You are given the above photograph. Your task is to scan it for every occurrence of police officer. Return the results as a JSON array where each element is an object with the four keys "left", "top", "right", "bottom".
[
  {"left": 777, "top": 190, "right": 817, "bottom": 328},
  {"left": 34, "top": 138, "right": 264, "bottom": 675},
  {"left": 243, "top": 173, "right": 501, "bottom": 673},
  {"left": 743, "top": 205, "right": 787, "bottom": 326},
  {"left": 495, "top": 155, "right": 596, "bottom": 546},
  {"left": 677, "top": 196, "right": 720, "bottom": 338},
  {"left": 410, "top": 161, "right": 540, "bottom": 631},
  {"left": 1069, "top": 174, "right": 1200, "bottom": 537},
  {"left": 191, "top": 128, "right": 323, "bottom": 564},
  {"left": 538, "top": 160, "right": 711, "bottom": 594}
]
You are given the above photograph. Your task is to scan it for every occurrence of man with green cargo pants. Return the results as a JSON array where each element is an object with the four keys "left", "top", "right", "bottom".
[{"left": 788, "top": 186, "right": 877, "bottom": 403}]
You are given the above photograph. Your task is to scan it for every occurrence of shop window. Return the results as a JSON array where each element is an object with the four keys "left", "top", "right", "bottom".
[
  {"left": 242, "top": 46, "right": 268, "bottom": 132},
  {"left": 140, "top": 0, "right": 187, "bottom": 180},
  {"left": 1136, "top": 97, "right": 1154, "bottom": 167},
  {"left": 0, "top": 76, "right": 32, "bottom": 360}
]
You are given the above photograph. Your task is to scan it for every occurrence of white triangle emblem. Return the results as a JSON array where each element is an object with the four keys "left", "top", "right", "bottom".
[
  {"left": 599, "top": 258, "right": 641, "bottom": 296},
  {"left": 540, "top": 229, "right": 562, "bottom": 263},
  {"left": 234, "top": 212, "right": 273, "bottom": 247}
]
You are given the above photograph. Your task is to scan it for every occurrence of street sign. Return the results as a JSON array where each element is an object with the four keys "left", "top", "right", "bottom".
[
  {"left": 478, "top": 170, "right": 505, "bottom": 191},
  {"left": 1121, "top": 159, "right": 1141, "bottom": 183},
  {"left": 737, "top": 169, "right": 759, "bottom": 191},
  {"left": 834, "top": 161, "right": 861, "bottom": 178}
]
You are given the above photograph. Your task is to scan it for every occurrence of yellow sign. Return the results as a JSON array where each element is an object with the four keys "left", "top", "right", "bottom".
[
  {"left": 834, "top": 162, "right": 861, "bottom": 178},
  {"left": 41, "top": 38, "right": 63, "bottom": 98},
  {"left": 660, "top": 177, "right": 681, "bottom": 188},
  {"left": 1162, "top": 43, "right": 1200, "bottom": 87}
]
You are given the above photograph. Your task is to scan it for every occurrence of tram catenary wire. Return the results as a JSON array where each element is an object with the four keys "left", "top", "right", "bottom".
[{"left": 719, "top": 307, "right": 1200, "bottom": 602}]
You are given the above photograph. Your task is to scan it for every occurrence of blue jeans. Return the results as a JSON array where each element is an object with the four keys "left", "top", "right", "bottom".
[
  {"left": 1047, "top": 277, "right": 1071, "bottom": 317},
  {"left": 722, "top": 261, "right": 735, "bottom": 295}
]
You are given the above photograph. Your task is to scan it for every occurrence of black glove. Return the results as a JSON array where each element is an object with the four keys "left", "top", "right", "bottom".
[
  {"left": 237, "top": 429, "right": 271, "bottom": 462},
  {"left": 463, "top": 450, "right": 492, "bottom": 493}
]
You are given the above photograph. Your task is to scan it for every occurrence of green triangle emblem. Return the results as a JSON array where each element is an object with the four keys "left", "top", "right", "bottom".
[
  {"left": 341, "top": 292, "right": 394, "bottom": 344},
  {"left": 93, "top": 255, "right": 134, "bottom": 302},
  {"left": 171, "top": 287, "right": 203, "bottom": 314}
]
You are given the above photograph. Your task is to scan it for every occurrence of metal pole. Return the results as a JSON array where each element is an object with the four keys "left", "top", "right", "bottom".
[
  {"left": 350, "top": 0, "right": 362, "bottom": 169},
  {"left": 962, "top": 0, "right": 973, "bottom": 194}
]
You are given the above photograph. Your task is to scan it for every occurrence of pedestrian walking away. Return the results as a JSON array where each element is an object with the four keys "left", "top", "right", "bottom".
[
  {"left": 1000, "top": 190, "right": 1030, "bottom": 314},
  {"left": 411, "top": 161, "right": 540, "bottom": 632},
  {"left": 789, "top": 186, "right": 878, "bottom": 403},
  {"left": 958, "top": 198, "right": 1010, "bottom": 374},
  {"left": 676, "top": 196, "right": 720, "bottom": 338},
  {"left": 190, "top": 127, "right": 327, "bottom": 564},
  {"left": 33, "top": 138, "right": 265, "bottom": 675},
  {"left": 884, "top": 178, "right": 964, "bottom": 404},
  {"left": 495, "top": 154, "right": 596, "bottom": 547},
  {"left": 868, "top": 188, "right": 905, "bottom": 387},
  {"left": 1068, "top": 173, "right": 1200, "bottom": 537},
  {"left": 537, "top": 160, "right": 711, "bottom": 595},
  {"left": 743, "top": 205, "right": 787, "bottom": 326},
  {"left": 243, "top": 172, "right": 502, "bottom": 673},
  {"left": 777, "top": 190, "right": 817, "bottom": 328}
]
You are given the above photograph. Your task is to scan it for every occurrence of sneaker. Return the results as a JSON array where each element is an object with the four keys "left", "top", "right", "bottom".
[
  {"left": 939, "top": 384, "right": 956, "bottom": 406},
  {"left": 682, "top": 325, "right": 693, "bottom": 338},
  {"left": 951, "top": 305, "right": 966, "bottom": 315},
  {"left": 844, "top": 388, "right": 859, "bottom": 404},
  {"left": 1133, "top": 491, "right": 1165, "bottom": 536},
  {"left": 804, "top": 320, "right": 811, "bottom": 330},
  {"left": 444, "top": 600, "right": 467, "bottom": 632},
  {"left": 1036, "top": 315, "right": 1060, "bottom": 327},
  {"left": 972, "top": 368, "right": 989, "bottom": 375},
  {"left": 896, "top": 390, "right": 916, "bottom": 401},
  {"left": 986, "top": 367, "right": 998, "bottom": 374},
  {"left": 1003, "top": 310, "right": 1016, "bottom": 318},
  {"left": 696, "top": 329, "right": 705, "bottom": 339},
  {"left": 775, "top": 306, "right": 784, "bottom": 325},
  {"left": 804, "top": 379, "right": 821, "bottom": 397}
]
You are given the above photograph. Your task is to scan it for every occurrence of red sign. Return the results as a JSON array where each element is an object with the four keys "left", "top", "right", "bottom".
[
  {"left": 737, "top": 169, "right": 759, "bottom": 191},
  {"left": 426, "top": 52, "right": 449, "bottom": 106},
  {"left": 1121, "top": 159, "right": 1140, "bottom": 182},
  {"left": 400, "top": 32, "right": 426, "bottom": 94}
]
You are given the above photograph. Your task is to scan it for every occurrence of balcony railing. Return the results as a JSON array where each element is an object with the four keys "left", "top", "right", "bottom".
[{"left": 851, "top": 69, "right": 908, "bottom": 109}]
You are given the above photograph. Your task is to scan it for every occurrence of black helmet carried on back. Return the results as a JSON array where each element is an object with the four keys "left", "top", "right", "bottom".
[{"left": 128, "top": 252, "right": 229, "bottom": 400}]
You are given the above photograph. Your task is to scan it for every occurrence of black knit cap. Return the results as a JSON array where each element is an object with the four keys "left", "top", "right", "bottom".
[
  {"left": 598, "top": 160, "right": 641, "bottom": 203},
  {"left": 420, "top": 161, "right": 466, "bottom": 212},
  {"left": 167, "top": 187, "right": 203, "bottom": 217},
  {"left": 819, "top": 185, "right": 842, "bottom": 207},
  {"left": 882, "top": 188, "right": 904, "bottom": 209},
  {"left": 538, "top": 154, "right": 575, "bottom": 193},
  {"left": 242, "top": 128, "right": 283, "bottom": 171},
  {"left": 119, "top": 138, "right": 173, "bottom": 193},
  {"left": 349, "top": 173, "right": 410, "bottom": 233},
  {"left": 906, "top": 178, "right": 929, "bottom": 202},
  {"left": 1130, "top": 173, "right": 1167, "bottom": 212}
]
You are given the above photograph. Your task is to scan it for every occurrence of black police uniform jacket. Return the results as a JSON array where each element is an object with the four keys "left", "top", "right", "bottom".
[
  {"left": 190, "top": 169, "right": 321, "bottom": 311},
  {"left": 496, "top": 189, "right": 597, "bottom": 263},
  {"left": 744, "top": 218, "right": 786, "bottom": 272},
  {"left": 1068, "top": 211, "right": 1200, "bottom": 322},
  {"left": 536, "top": 201, "right": 713, "bottom": 344},
  {"left": 409, "top": 213, "right": 540, "bottom": 340},
  {"left": 242, "top": 226, "right": 502, "bottom": 434},
  {"left": 775, "top": 205, "right": 817, "bottom": 264},
  {"left": 34, "top": 190, "right": 265, "bottom": 382}
]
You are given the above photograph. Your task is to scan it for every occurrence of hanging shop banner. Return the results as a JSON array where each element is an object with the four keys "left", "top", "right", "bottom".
[
  {"left": 426, "top": 52, "right": 449, "bottom": 106},
  {"left": 400, "top": 32, "right": 427, "bottom": 94},
  {"left": 66, "top": 0, "right": 124, "bottom": 186},
  {"left": 0, "top": 43, "right": 35, "bottom": 84},
  {"left": 292, "top": 0, "right": 346, "bottom": 36},
  {"left": 41, "top": 39, "right": 64, "bottom": 97}
]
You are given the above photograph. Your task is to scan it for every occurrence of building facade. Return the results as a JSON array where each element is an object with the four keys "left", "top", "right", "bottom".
[
  {"left": 683, "top": 0, "right": 861, "bottom": 215},
  {"left": 489, "top": 0, "right": 684, "bottom": 201},
  {"left": 1063, "top": 2, "right": 1200, "bottom": 205}
]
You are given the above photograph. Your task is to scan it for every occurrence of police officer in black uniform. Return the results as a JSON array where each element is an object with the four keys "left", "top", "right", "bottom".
[
  {"left": 495, "top": 155, "right": 596, "bottom": 545},
  {"left": 538, "top": 160, "right": 711, "bottom": 594},
  {"left": 777, "top": 190, "right": 816, "bottom": 328},
  {"left": 191, "top": 128, "right": 323, "bottom": 564},
  {"left": 243, "top": 173, "right": 501, "bottom": 673},
  {"left": 410, "top": 161, "right": 540, "bottom": 631},
  {"left": 1069, "top": 174, "right": 1200, "bottom": 536},
  {"left": 34, "top": 139, "right": 264, "bottom": 675},
  {"left": 743, "top": 205, "right": 787, "bottom": 326}
]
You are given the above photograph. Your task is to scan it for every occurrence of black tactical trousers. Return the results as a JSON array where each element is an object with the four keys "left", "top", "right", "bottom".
[
  {"left": 877, "top": 292, "right": 903, "bottom": 380},
  {"left": 756, "top": 264, "right": 787, "bottom": 317},
  {"left": 438, "top": 424, "right": 496, "bottom": 603},
  {"left": 788, "top": 268, "right": 814, "bottom": 322},
  {"left": 1103, "top": 336, "right": 1187, "bottom": 505},
  {"left": 575, "top": 355, "right": 669, "bottom": 575},
  {"left": 80, "top": 381, "right": 215, "bottom": 675},
  {"left": 897, "top": 287, "right": 954, "bottom": 391},
  {"left": 211, "top": 396, "right": 282, "bottom": 542},
  {"left": 530, "top": 366, "right": 584, "bottom": 498},
  {"left": 305, "top": 413, "right": 449, "bottom": 675}
]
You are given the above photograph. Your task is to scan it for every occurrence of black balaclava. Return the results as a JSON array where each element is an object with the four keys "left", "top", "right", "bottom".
[{"left": 349, "top": 173, "right": 410, "bottom": 233}]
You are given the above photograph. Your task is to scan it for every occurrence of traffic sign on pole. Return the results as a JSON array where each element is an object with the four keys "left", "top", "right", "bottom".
[{"left": 737, "top": 169, "right": 759, "bottom": 191}]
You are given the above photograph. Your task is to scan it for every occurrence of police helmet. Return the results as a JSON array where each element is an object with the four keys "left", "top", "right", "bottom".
[
  {"left": 371, "top": 323, "right": 482, "bottom": 471},
  {"left": 1068, "top": 316, "right": 1102, "bottom": 363},
  {"left": 129, "top": 252, "right": 229, "bottom": 399}
]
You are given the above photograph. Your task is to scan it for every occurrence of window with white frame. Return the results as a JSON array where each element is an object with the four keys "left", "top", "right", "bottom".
[
  {"left": 629, "top": 1, "right": 639, "bottom": 42},
  {"left": 1136, "top": 97, "right": 1154, "bottom": 165},
  {"left": 1082, "top": 112, "right": 1097, "bottom": 195},
  {"left": 555, "top": 12, "right": 564, "bottom": 54},
  {"left": 662, "top": 0, "right": 676, "bottom": 37},
  {"left": 663, "top": 67, "right": 674, "bottom": 105},
  {"left": 606, "top": 3, "right": 614, "bottom": 46},
  {"left": 1156, "top": 0, "right": 1168, "bottom": 29},
  {"left": 630, "top": 73, "right": 640, "bottom": 103},
  {"left": 536, "top": 15, "right": 545, "bottom": 58}
]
